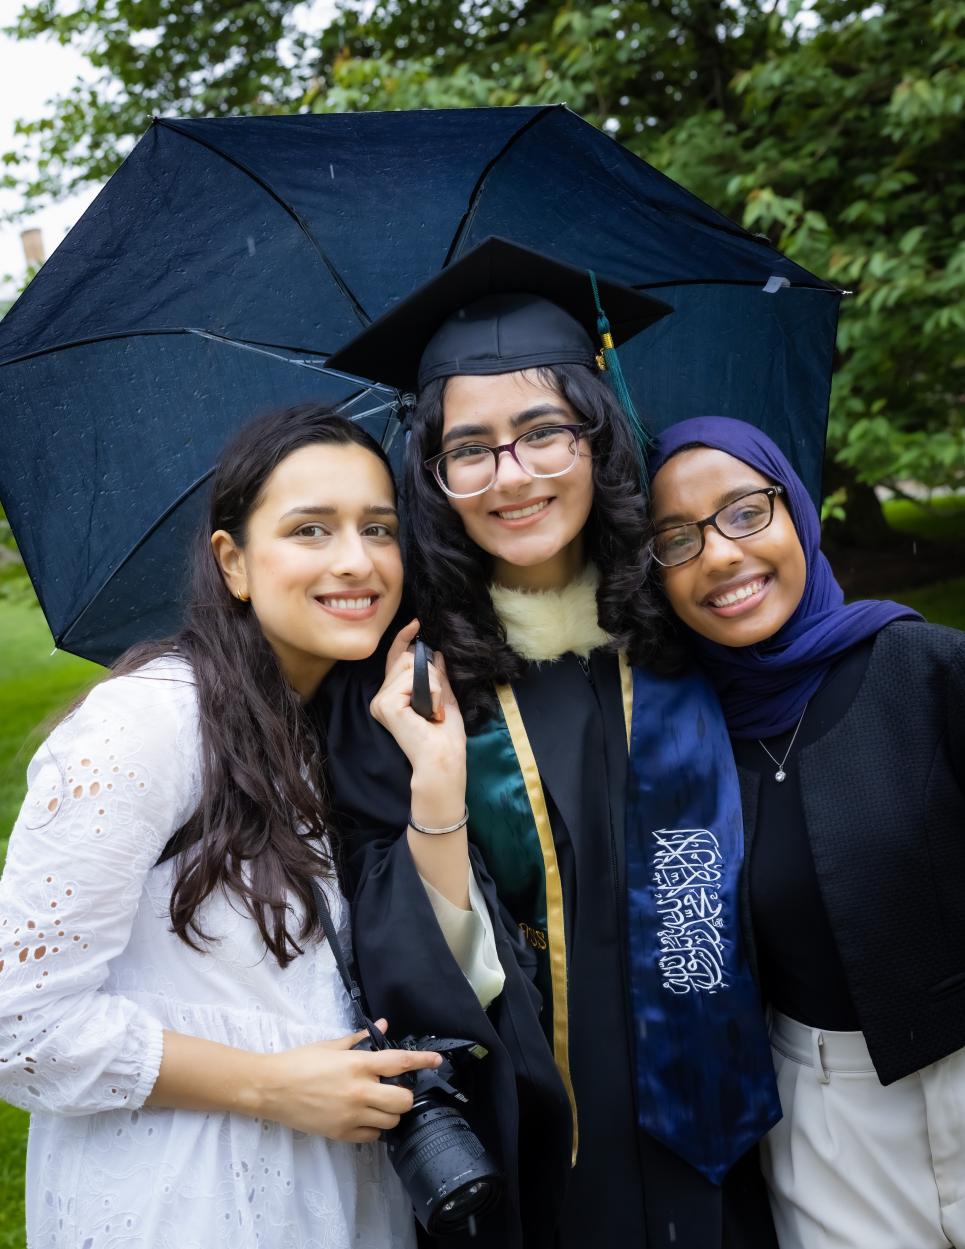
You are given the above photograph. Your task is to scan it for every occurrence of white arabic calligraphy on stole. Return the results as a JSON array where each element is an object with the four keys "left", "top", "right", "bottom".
[{"left": 651, "top": 827, "right": 728, "bottom": 995}]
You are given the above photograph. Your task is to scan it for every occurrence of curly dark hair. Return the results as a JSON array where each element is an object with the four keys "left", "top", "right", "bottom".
[
  {"left": 113, "top": 403, "right": 395, "bottom": 966},
  {"left": 404, "top": 364, "right": 683, "bottom": 730}
]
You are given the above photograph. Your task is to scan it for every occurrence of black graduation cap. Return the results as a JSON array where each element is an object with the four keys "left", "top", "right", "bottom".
[{"left": 326, "top": 236, "right": 673, "bottom": 394}]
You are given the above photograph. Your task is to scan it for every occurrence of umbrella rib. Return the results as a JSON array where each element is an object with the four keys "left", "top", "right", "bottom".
[
  {"left": 442, "top": 104, "right": 563, "bottom": 267},
  {"left": 631, "top": 277, "right": 843, "bottom": 294},
  {"left": 0, "top": 327, "right": 351, "bottom": 370},
  {"left": 155, "top": 118, "right": 373, "bottom": 328},
  {"left": 186, "top": 329, "right": 397, "bottom": 394},
  {"left": 56, "top": 466, "right": 218, "bottom": 651}
]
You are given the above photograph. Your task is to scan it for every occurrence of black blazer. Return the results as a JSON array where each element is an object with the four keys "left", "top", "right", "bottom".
[{"left": 738, "top": 620, "right": 965, "bottom": 1086}]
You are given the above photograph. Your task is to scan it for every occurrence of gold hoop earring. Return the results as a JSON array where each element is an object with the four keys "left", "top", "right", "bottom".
[{"left": 236, "top": 590, "right": 249, "bottom": 603}]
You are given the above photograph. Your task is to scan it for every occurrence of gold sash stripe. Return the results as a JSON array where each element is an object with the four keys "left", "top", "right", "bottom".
[
  {"left": 495, "top": 681, "right": 579, "bottom": 1164},
  {"left": 495, "top": 657, "right": 634, "bottom": 1168}
]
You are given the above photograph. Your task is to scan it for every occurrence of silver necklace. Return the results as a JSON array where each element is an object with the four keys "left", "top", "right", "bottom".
[{"left": 758, "top": 703, "right": 809, "bottom": 783}]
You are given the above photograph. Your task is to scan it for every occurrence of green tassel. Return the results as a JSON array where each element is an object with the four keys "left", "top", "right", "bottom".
[{"left": 588, "top": 270, "right": 653, "bottom": 494}]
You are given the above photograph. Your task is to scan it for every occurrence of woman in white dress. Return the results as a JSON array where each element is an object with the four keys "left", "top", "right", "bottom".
[{"left": 0, "top": 404, "right": 502, "bottom": 1249}]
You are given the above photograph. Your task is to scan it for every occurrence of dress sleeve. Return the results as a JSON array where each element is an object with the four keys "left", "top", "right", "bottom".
[
  {"left": 0, "top": 664, "right": 200, "bottom": 1116},
  {"left": 419, "top": 872, "right": 505, "bottom": 1008}
]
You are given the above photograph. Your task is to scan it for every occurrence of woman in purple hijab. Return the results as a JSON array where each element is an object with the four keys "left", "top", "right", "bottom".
[{"left": 649, "top": 416, "right": 965, "bottom": 1249}]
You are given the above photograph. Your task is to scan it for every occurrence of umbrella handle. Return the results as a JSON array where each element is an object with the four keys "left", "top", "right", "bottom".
[{"left": 410, "top": 638, "right": 434, "bottom": 721}]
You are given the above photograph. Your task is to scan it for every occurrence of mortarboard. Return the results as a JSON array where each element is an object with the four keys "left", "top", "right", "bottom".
[{"left": 326, "top": 236, "right": 673, "bottom": 395}]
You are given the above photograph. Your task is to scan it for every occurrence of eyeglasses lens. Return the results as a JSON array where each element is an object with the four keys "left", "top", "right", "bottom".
[
  {"left": 718, "top": 493, "right": 773, "bottom": 538},
  {"left": 652, "top": 529, "right": 702, "bottom": 566},
  {"left": 653, "top": 491, "right": 774, "bottom": 567},
  {"left": 438, "top": 427, "right": 578, "bottom": 497},
  {"left": 515, "top": 427, "right": 578, "bottom": 475},
  {"left": 437, "top": 446, "right": 495, "bottom": 497}
]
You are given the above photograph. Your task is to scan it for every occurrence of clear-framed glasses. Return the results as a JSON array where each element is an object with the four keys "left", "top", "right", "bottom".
[
  {"left": 650, "top": 486, "right": 786, "bottom": 568},
  {"left": 425, "top": 424, "right": 586, "bottom": 499}
]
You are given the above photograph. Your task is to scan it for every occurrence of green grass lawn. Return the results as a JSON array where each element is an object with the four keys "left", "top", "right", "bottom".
[
  {"left": 0, "top": 603, "right": 101, "bottom": 862},
  {"left": 0, "top": 543, "right": 963, "bottom": 1249},
  {"left": 878, "top": 495, "right": 965, "bottom": 629},
  {"left": 0, "top": 1103, "right": 30, "bottom": 1249}
]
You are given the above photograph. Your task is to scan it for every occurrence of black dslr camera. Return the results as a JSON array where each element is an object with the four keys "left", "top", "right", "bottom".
[{"left": 355, "top": 1031, "right": 503, "bottom": 1235}]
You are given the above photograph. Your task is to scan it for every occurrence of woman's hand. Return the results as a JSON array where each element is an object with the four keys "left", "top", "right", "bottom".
[
  {"left": 148, "top": 1021, "right": 442, "bottom": 1145},
  {"left": 255, "top": 1020, "right": 442, "bottom": 1143},
  {"left": 369, "top": 620, "right": 472, "bottom": 907},
  {"left": 370, "top": 619, "right": 467, "bottom": 814}
]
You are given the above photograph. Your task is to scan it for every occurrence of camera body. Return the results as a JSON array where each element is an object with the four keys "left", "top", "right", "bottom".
[{"left": 355, "top": 1032, "right": 503, "bottom": 1234}]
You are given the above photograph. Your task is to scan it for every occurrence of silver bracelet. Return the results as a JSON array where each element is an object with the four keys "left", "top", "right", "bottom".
[{"left": 407, "top": 805, "right": 469, "bottom": 836}]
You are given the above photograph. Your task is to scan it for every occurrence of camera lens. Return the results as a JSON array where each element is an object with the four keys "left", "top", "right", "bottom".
[
  {"left": 436, "top": 1179, "right": 497, "bottom": 1226},
  {"left": 386, "top": 1102, "right": 502, "bottom": 1234}
]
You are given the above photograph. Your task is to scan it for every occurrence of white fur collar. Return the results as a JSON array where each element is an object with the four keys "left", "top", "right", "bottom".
[{"left": 490, "top": 565, "right": 611, "bottom": 662}]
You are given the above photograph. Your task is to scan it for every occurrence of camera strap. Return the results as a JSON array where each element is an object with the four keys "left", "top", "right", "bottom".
[{"left": 310, "top": 878, "right": 388, "bottom": 1051}]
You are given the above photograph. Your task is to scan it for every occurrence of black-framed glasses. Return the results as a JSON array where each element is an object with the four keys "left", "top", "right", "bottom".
[
  {"left": 650, "top": 486, "right": 786, "bottom": 568},
  {"left": 425, "top": 424, "right": 586, "bottom": 499}
]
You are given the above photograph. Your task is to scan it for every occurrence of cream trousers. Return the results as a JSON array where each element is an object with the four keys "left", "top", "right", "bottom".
[{"left": 762, "top": 1011, "right": 965, "bottom": 1249}]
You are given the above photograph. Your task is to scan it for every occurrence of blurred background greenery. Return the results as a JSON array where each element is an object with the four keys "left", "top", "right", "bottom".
[{"left": 0, "top": 1, "right": 963, "bottom": 1244}]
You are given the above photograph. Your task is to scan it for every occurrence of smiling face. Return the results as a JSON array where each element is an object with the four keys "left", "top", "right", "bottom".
[
  {"left": 212, "top": 441, "right": 403, "bottom": 697},
  {"left": 438, "top": 369, "right": 595, "bottom": 590},
  {"left": 650, "top": 446, "right": 807, "bottom": 647}
]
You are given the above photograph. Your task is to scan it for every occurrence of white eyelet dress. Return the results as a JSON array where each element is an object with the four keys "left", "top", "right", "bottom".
[{"left": 0, "top": 658, "right": 425, "bottom": 1249}]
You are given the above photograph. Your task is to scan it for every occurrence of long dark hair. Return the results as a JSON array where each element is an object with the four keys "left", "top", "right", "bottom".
[
  {"left": 115, "top": 403, "right": 395, "bottom": 966},
  {"left": 404, "top": 364, "right": 681, "bottom": 730}
]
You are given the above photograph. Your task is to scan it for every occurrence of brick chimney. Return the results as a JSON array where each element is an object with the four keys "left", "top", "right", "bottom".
[{"left": 20, "top": 228, "right": 45, "bottom": 267}]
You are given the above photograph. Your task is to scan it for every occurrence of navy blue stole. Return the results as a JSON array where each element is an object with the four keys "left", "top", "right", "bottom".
[{"left": 626, "top": 662, "right": 781, "bottom": 1182}]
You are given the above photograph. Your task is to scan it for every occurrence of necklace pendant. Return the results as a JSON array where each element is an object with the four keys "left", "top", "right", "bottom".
[{"left": 774, "top": 769, "right": 787, "bottom": 783}]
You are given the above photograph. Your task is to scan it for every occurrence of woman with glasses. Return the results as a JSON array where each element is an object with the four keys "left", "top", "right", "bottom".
[
  {"left": 321, "top": 239, "right": 781, "bottom": 1249},
  {"left": 649, "top": 416, "right": 965, "bottom": 1249}
]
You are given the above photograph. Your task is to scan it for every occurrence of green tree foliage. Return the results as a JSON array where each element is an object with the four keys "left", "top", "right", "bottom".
[
  {"left": 2, "top": 0, "right": 310, "bottom": 201},
  {"left": 656, "top": 0, "right": 965, "bottom": 494},
  {"left": 4, "top": 0, "right": 963, "bottom": 499}
]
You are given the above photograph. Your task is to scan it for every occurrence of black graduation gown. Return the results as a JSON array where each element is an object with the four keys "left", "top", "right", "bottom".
[{"left": 321, "top": 652, "right": 775, "bottom": 1249}]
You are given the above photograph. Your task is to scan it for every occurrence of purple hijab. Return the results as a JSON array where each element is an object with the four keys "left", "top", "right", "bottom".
[{"left": 650, "top": 416, "right": 920, "bottom": 739}]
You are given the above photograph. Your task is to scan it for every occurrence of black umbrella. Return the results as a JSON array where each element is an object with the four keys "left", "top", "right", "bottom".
[{"left": 0, "top": 104, "right": 841, "bottom": 664}]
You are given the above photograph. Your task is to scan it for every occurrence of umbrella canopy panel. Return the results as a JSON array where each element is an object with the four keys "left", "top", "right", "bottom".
[
  {"left": 624, "top": 284, "right": 839, "bottom": 495},
  {"left": 443, "top": 106, "right": 827, "bottom": 291},
  {"left": 0, "top": 125, "right": 358, "bottom": 363}
]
